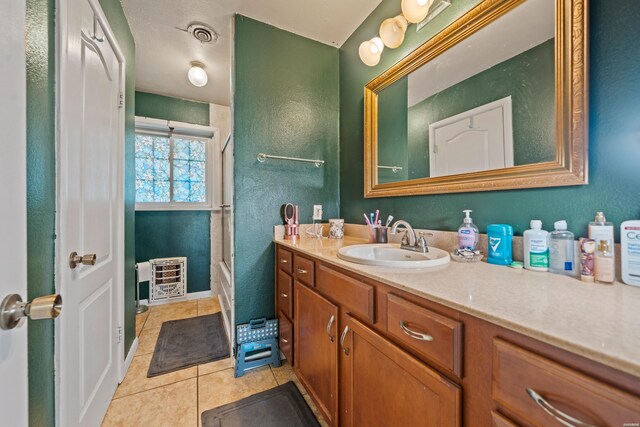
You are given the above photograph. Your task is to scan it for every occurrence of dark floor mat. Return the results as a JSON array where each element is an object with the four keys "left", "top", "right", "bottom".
[
  {"left": 201, "top": 382, "right": 320, "bottom": 427},
  {"left": 147, "top": 313, "right": 229, "bottom": 377}
]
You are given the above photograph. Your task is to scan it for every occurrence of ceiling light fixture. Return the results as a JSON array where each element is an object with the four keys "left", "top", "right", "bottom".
[
  {"left": 187, "top": 62, "right": 208, "bottom": 87},
  {"left": 359, "top": 37, "right": 385, "bottom": 66},
  {"left": 379, "top": 15, "right": 408, "bottom": 48}
]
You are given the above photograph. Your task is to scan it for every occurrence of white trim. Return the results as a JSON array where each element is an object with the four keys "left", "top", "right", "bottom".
[
  {"left": 428, "top": 96, "right": 514, "bottom": 175},
  {"left": 217, "top": 293, "right": 232, "bottom": 352},
  {"left": 135, "top": 116, "right": 216, "bottom": 138},
  {"left": 120, "top": 337, "right": 138, "bottom": 383},
  {"left": 138, "top": 289, "right": 212, "bottom": 307}
]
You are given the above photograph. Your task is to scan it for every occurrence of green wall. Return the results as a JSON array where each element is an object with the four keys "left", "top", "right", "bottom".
[
  {"left": 25, "top": 0, "right": 135, "bottom": 424},
  {"left": 378, "top": 77, "right": 409, "bottom": 183},
  {"left": 134, "top": 91, "right": 211, "bottom": 298},
  {"left": 233, "top": 16, "right": 340, "bottom": 324},
  {"left": 26, "top": 0, "right": 56, "bottom": 424},
  {"left": 340, "top": 0, "right": 640, "bottom": 240},
  {"left": 135, "top": 91, "right": 210, "bottom": 126},
  {"left": 407, "top": 39, "right": 555, "bottom": 179}
]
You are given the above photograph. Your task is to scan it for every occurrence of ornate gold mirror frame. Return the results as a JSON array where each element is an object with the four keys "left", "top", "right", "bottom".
[{"left": 364, "top": 0, "right": 588, "bottom": 198}]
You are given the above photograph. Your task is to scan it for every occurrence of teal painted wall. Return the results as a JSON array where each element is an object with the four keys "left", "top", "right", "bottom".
[
  {"left": 26, "top": 0, "right": 56, "bottom": 424},
  {"left": 407, "top": 39, "right": 555, "bottom": 179},
  {"left": 340, "top": 0, "right": 640, "bottom": 240},
  {"left": 25, "top": 0, "right": 135, "bottom": 423},
  {"left": 134, "top": 92, "right": 211, "bottom": 298},
  {"left": 135, "top": 211, "right": 211, "bottom": 298},
  {"left": 378, "top": 77, "right": 409, "bottom": 183},
  {"left": 233, "top": 16, "right": 340, "bottom": 324},
  {"left": 135, "top": 91, "right": 210, "bottom": 126}
]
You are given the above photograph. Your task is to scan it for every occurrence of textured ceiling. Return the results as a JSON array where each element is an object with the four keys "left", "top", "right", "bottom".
[{"left": 122, "top": 0, "right": 382, "bottom": 106}]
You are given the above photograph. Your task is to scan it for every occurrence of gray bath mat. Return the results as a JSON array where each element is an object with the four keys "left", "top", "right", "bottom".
[
  {"left": 147, "top": 313, "right": 229, "bottom": 377},
  {"left": 201, "top": 382, "right": 320, "bottom": 427}
]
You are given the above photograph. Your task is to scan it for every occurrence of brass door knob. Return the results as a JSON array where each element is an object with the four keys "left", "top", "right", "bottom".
[
  {"left": 0, "top": 293, "right": 63, "bottom": 330},
  {"left": 69, "top": 251, "right": 97, "bottom": 269}
]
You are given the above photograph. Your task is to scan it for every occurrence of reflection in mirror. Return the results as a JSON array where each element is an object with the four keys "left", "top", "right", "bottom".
[{"left": 377, "top": 0, "right": 555, "bottom": 184}]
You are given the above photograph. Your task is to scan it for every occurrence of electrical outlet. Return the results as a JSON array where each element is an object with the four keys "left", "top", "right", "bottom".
[{"left": 313, "top": 205, "right": 323, "bottom": 220}]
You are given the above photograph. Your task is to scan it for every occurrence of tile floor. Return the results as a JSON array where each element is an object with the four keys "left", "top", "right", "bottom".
[{"left": 102, "top": 297, "right": 326, "bottom": 427}]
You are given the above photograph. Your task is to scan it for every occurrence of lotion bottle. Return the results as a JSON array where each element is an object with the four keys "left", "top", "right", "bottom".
[
  {"left": 621, "top": 220, "right": 640, "bottom": 287},
  {"left": 458, "top": 210, "right": 479, "bottom": 251},
  {"left": 524, "top": 220, "right": 549, "bottom": 271},
  {"left": 594, "top": 240, "right": 615, "bottom": 284}
]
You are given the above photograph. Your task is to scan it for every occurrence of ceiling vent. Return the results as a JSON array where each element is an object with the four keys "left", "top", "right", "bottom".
[{"left": 177, "top": 22, "right": 219, "bottom": 44}]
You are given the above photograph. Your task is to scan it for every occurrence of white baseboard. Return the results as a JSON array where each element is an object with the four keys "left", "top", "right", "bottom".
[
  {"left": 121, "top": 337, "right": 138, "bottom": 383},
  {"left": 140, "top": 290, "right": 212, "bottom": 307}
]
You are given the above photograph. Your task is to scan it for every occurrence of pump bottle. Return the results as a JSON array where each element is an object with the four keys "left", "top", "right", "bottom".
[{"left": 458, "top": 210, "right": 478, "bottom": 251}]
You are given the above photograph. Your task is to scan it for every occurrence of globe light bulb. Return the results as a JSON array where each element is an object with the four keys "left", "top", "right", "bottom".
[
  {"left": 188, "top": 62, "right": 208, "bottom": 87},
  {"left": 380, "top": 15, "right": 408, "bottom": 48},
  {"left": 401, "top": 0, "right": 433, "bottom": 24},
  {"left": 359, "top": 37, "right": 384, "bottom": 66}
]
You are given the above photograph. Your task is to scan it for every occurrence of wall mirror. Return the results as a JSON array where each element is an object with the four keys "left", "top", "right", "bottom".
[{"left": 364, "top": 0, "right": 588, "bottom": 197}]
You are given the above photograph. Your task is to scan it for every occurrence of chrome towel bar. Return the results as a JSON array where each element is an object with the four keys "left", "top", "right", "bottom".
[{"left": 257, "top": 153, "right": 324, "bottom": 167}]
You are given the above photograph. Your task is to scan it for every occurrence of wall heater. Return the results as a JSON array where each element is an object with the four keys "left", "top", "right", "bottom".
[{"left": 150, "top": 257, "right": 187, "bottom": 302}]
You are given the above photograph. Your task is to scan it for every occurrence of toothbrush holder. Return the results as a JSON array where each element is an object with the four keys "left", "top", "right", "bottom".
[{"left": 375, "top": 227, "right": 388, "bottom": 243}]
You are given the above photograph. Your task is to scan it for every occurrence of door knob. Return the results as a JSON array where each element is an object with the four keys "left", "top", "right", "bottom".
[
  {"left": 69, "top": 252, "right": 96, "bottom": 269},
  {"left": 0, "top": 293, "right": 63, "bottom": 330}
]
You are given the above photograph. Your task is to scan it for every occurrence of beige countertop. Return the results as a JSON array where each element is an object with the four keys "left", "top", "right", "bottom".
[{"left": 274, "top": 235, "right": 640, "bottom": 377}]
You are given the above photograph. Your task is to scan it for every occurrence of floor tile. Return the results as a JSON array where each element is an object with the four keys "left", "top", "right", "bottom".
[
  {"left": 197, "top": 297, "right": 221, "bottom": 316},
  {"left": 270, "top": 360, "right": 304, "bottom": 392},
  {"left": 136, "top": 326, "right": 161, "bottom": 355},
  {"left": 302, "top": 392, "right": 329, "bottom": 427},
  {"left": 198, "top": 357, "right": 234, "bottom": 376},
  {"left": 114, "top": 353, "right": 197, "bottom": 399},
  {"left": 198, "top": 367, "right": 277, "bottom": 416},
  {"left": 103, "top": 378, "right": 197, "bottom": 427},
  {"left": 135, "top": 310, "right": 149, "bottom": 336},
  {"left": 144, "top": 300, "right": 198, "bottom": 329}
]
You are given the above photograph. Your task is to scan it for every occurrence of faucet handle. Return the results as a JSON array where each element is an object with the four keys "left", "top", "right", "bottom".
[
  {"left": 400, "top": 230, "right": 410, "bottom": 246},
  {"left": 417, "top": 232, "right": 431, "bottom": 253}
]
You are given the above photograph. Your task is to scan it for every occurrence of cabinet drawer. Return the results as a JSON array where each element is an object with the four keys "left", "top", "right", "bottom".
[
  {"left": 277, "top": 270, "right": 293, "bottom": 319},
  {"left": 294, "top": 254, "right": 315, "bottom": 287},
  {"left": 277, "top": 247, "right": 293, "bottom": 275},
  {"left": 279, "top": 315, "right": 293, "bottom": 365},
  {"left": 387, "top": 294, "right": 462, "bottom": 376},
  {"left": 491, "top": 411, "right": 517, "bottom": 427},
  {"left": 493, "top": 339, "right": 640, "bottom": 426},
  {"left": 316, "top": 263, "right": 375, "bottom": 323}
]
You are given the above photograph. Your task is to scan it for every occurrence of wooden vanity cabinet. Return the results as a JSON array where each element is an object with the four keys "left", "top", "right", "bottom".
[
  {"left": 275, "top": 247, "right": 295, "bottom": 363},
  {"left": 340, "top": 315, "right": 461, "bottom": 427},
  {"left": 294, "top": 281, "right": 339, "bottom": 425}
]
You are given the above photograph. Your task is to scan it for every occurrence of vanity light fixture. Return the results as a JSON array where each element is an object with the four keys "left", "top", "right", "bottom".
[
  {"left": 360, "top": 0, "right": 441, "bottom": 66},
  {"left": 187, "top": 62, "right": 208, "bottom": 87},
  {"left": 359, "top": 37, "right": 385, "bottom": 66},
  {"left": 379, "top": 15, "right": 408, "bottom": 48}
]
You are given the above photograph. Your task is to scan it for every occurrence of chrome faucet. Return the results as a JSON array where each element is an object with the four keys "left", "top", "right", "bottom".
[{"left": 390, "top": 220, "right": 430, "bottom": 253}]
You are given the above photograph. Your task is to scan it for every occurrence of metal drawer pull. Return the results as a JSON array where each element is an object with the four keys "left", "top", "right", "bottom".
[
  {"left": 326, "top": 315, "right": 335, "bottom": 342},
  {"left": 281, "top": 338, "right": 289, "bottom": 343},
  {"left": 280, "top": 259, "right": 288, "bottom": 264},
  {"left": 280, "top": 292, "right": 288, "bottom": 298},
  {"left": 297, "top": 268, "right": 308, "bottom": 274},
  {"left": 399, "top": 321, "right": 434, "bottom": 342},
  {"left": 340, "top": 326, "right": 350, "bottom": 355},
  {"left": 526, "top": 388, "right": 597, "bottom": 427}
]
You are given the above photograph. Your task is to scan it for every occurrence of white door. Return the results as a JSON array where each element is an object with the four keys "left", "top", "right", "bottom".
[
  {"left": 220, "top": 133, "right": 235, "bottom": 349},
  {"left": 429, "top": 96, "right": 514, "bottom": 177},
  {"left": 58, "top": 0, "right": 125, "bottom": 425},
  {"left": 0, "top": 1, "right": 29, "bottom": 425}
]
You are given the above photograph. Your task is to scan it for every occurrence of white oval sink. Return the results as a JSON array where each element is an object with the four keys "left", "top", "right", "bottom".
[{"left": 337, "top": 244, "right": 450, "bottom": 269}]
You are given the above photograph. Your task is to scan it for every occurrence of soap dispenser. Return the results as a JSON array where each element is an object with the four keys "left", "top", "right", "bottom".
[{"left": 458, "top": 210, "right": 479, "bottom": 250}]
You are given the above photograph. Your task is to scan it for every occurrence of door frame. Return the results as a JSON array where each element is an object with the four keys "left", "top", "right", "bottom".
[{"left": 56, "top": 0, "right": 126, "bottom": 424}]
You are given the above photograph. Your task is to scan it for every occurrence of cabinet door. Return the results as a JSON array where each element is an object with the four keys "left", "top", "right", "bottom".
[
  {"left": 341, "top": 315, "right": 461, "bottom": 427},
  {"left": 294, "top": 281, "right": 339, "bottom": 425}
]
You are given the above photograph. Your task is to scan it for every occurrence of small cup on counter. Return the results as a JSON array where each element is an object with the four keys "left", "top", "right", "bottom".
[
  {"left": 375, "top": 227, "right": 388, "bottom": 243},
  {"left": 329, "top": 219, "right": 345, "bottom": 239}
]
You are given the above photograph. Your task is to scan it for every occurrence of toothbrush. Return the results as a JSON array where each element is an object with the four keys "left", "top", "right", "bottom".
[
  {"left": 385, "top": 215, "right": 394, "bottom": 227},
  {"left": 363, "top": 213, "right": 371, "bottom": 227},
  {"left": 370, "top": 213, "right": 374, "bottom": 226},
  {"left": 374, "top": 210, "right": 379, "bottom": 226}
]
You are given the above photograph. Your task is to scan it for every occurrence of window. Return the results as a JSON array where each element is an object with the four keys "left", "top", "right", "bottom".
[{"left": 135, "top": 118, "right": 217, "bottom": 210}]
